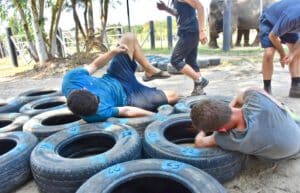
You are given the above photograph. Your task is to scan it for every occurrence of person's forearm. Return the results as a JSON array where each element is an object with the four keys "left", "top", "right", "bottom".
[
  {"left": 196, "top": 3, "right": 205, "bottom": 32},
  {"left": 164, "top": 6, "right": 177, "bottom": 16},
  {"left": 119, "top": 106, "right": 154, "bottom": 117},
  {"left": 269, "top": 32, "right": 285, "bottom": 57},
  {"left": 194, "top": 132, "right": 217, "bottom": 147},
  {"left": 91, "top": 50, "right": 117, "bottom": 69}
]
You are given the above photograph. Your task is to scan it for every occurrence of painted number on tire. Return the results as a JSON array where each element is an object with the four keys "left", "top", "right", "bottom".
[
  {"left": 146, "top": 131, "right": 160, "bottom": 143},
  {"left": 89, "top": 155, "right": 107, "bottom": 164},
  {"left": 105, "top": 164, "right": 125, "bottom": 177},
  {"left": 161, "top": 160, "right": 185, "bottom": 172},
  {"left": 39, "top": 142, "right": 54, "bottom": 151},
  {"left": 180, "top": 147, "right": 200, "bottom": 156}
]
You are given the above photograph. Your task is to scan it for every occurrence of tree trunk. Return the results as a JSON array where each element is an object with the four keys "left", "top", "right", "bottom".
[
  {"left": 29, "top": 0, "right": 48, "bottom": 66},
  {"left": 71, "top": 0, "right": 86, "bottom": 52},
  {"left": 49, "top": 0, "right": 64, "bottom": 57},
  {"left": 12, "top": 0, "right": 38, "bottom": 61}
]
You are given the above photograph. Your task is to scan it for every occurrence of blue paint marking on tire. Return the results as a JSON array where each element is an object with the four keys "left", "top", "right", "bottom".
[
  {"left": 153, "top": 114, "right": 168, "bottom": 122},
  {"left": 180, "top": 147, "right": 201, "bottom": 156},
  {"left": 161, "top": 160, "right": 185, "bottom": 172},
  {"left": 119, "top": 118, "right": 129, "bottom": 124},
  {"left": 104, "top": 164, "right": 125, "bottom": 177},
  {"left": 67, "top": 125, "right": 80, "bottom": 136},
  {"left": 146, "top": 131, "right": 160, "bottom": 143},
  {"left": 89, "top": 155, "right": 107, "bottom": 164},
  {"left": 121, "top": 130, "right": 133, "bottom": 138},
  {"left": 103, "top": 122, "right": 113, "bottom": 129},
  {"left": 12, "top": 143, "right": 26, "bottom": 155},
  {"left": 159, "top": 104, "right": 170, "bottom": 110},
  {"left": 39, "top": 142, "right": 54, "bottom": 151}
]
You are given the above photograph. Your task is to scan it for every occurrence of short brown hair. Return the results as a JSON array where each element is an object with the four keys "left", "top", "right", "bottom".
[
  {"left": 190, "top": 99, "right": 232, "bottom": 133},
  {"left": 67, "top": 90, "right": 99, "bottom": 116}
]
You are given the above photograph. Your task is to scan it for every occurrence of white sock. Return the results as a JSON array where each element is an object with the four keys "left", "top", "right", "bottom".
[{"left": 195, "top": 77, "right": 202, "bottom": 83}]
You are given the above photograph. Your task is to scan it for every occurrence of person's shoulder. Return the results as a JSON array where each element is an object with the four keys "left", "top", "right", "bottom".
[{"left": 64, "top": 67, "right": 89, "bottom": 78}]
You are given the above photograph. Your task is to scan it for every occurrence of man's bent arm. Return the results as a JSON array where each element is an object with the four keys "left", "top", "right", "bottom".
[
  {"left": 85, "top": 45, "right": 128, "bottom": 74},
  {"left": 269, "top": 32, "right": 286, "bottom": 67},
  {"left": 118, "top": 106, "right": 155, "bottom": 118},
  {"left": 194, "top": 131, "right": 217, "bottom": 147}
]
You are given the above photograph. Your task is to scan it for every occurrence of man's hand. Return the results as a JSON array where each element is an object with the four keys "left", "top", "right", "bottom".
[
  {"left": 279, "top": 53, "right": 287, "bottom": 68},
  {"left": 157, "top": 0, "right": 168, "bottom": 11},
  {"left": 113, "top": 44, "right": 128, "bottom": 54},
  {"left": 194, "top": 131, "right": 217, "bottom": 148},
  {"left": 281, "top": 53, "right": 294, "bottom": 65},
  {"left": 199, "top": 30, "right": 207, "bottom": 45}
]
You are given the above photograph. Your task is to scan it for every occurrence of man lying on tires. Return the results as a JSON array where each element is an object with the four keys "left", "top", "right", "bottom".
[
  {"left": 190, "top": 87, "right": 300, "bottom": 160},
  {"left": 62, "top": 33, "right": 179, "bottom": 122}
]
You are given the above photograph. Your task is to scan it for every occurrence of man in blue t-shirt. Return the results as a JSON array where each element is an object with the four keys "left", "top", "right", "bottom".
[
  {"left": 62, "top": 33, "right": 180, "bottom": 122},
  {"left": 190, "top": 88, "right": 300, "bottom": 160},
  {"left": 259, "top": 0, "right": 300, "bottom": 97}
]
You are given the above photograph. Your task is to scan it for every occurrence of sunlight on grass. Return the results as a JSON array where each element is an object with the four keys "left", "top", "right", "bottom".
[{"left": 0, "top": 57, "right": 35, "bottom": 77}]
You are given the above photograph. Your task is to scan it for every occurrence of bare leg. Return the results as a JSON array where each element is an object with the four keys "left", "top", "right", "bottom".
[
  {"left": 180, "top": 64, "right": 201, "bottom": 81},
  {"left": 262, "top": 47, "right": 275, "bottom": 93},
  {"left": 287, "top": 43, "right": 300, "bottom": 78},
  {"left": 163, "top": 90, "right": 180, "bottom": 104},
  {"left": 119, "top": 33, "right": 169, "bottom": 77},
  {"left": 262, "top": 48, "right": 276, "bottom": 80}
]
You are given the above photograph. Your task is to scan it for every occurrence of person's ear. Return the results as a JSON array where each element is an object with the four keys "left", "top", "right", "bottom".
[{"left": 217, "top": 127, "right": 227, "bottom": 132}]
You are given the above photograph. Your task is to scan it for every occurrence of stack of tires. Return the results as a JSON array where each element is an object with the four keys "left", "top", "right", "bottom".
[{"left": 1, "top": 87, "right": 243, "bottom": 193}]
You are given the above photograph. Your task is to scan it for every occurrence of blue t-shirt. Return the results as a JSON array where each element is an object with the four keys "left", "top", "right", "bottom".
[
  {"left": 263, "top": 0, "right": 300, "bottom": 36},
  {"left": 173, "top": 0, "right": 199, "bottom": 35},
  {"left": 215, "top": 90, "right": 300, "bottom": 160},
  {"left": 61, "top": 68, "right": 127, "bottom": 122}
]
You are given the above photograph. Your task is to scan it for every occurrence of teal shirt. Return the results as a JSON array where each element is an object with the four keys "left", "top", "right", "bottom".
[{"left": 62, "top": 68, "right": 127, "bottom": 122}]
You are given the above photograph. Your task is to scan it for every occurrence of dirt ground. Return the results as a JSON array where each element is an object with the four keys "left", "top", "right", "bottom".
[{"left": 1, "top": 54, "right": 300, "bottom": 193}]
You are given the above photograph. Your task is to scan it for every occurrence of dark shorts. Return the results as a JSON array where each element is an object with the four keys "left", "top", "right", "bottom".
[
  {"left": 170, "top": 31, "right": 199, "bottom": 72},
  {"left": 259, "top": 15, "right": 299, "bottom": 48},
  {"left": 107, "top": 54, "right": 168, "bottom": 111}
]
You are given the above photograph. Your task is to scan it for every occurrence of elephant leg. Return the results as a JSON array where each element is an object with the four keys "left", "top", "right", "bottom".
[
  {"left": 243, "top": 30, "right": 250, "bottom": 47},
  {"left": 209, "top": 32, "right": 219, "bottom": 49},
  {"left": 235, "top": 29, "right": 243, "bottom": 47},
  {"left": 251, "top": 29, "right": 260, "bottom": 47}
]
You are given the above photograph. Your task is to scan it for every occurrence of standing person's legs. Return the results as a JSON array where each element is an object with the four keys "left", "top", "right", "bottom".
[
  {"left": 287, "top": 43, "right": 300, "bottom": 98},
  {"left": 171, "top": 32, "right": 208, "bottom": 95},
  {"left": 262, "top": 48, "right": 276, "bottom": 94},
  {"left": 259, "top": 16, "right": 276, "bottom": 94}
]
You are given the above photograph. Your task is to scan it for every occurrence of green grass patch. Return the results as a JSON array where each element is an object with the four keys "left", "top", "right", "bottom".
[{"left": 0, "top": 58, "right": 35, "bottom": 77}]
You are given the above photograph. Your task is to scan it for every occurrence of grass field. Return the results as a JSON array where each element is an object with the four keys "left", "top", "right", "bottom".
[{"left": 0, "top": 46, "right": 265, "bottom": 78}]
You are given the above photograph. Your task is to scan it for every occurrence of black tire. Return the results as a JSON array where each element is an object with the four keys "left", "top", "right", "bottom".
[
  {"left": 209, "top": 57, "right": 221, "bottom": 66},
  {"left": 31, "top": 123, "right": 141, "bottom": 193},
  {"left": 19, "top": 96, "right": 67, "bottom": 117},
  {"left": 156, "top": 60, "right": 169, "bottom": 71},
  {"left": 77, "top": 159, "right": 227, "bottom": 193},
  {"left": 17, "top": 88, "right": 61, "bottom": 102},
  {"left": 143, "top": 113, "right": 244, "bottom": 183},
  {"left": 23, "top": 107, "right": 85, "bottom": 140},
  {"left": 0, "top": 131, "right": 38, "bottom": 193},
  {"left": 174, "top": 95, "right": 232, "bottom": 113},
  {"left": 107, "top": 104, "right": 174, "bottom": 137},
  {"left": 0, "top": 97, "right": 30, "bottom": 113},
  {"left": 0, "top": 113, "right": 30, "bottom": 132},
  {"left": 197, "top": 59, "right": 210, "bottom": 68},
  {"left": 167, "top": 63, "right": 182, "bottom": 74}
]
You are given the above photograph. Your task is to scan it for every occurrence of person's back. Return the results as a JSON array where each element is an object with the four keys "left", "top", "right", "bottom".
[
  {"left": 62, "top": 67, "right": 127, "bottom": 122},
  {"left": 215, "top": 90, "right": 300, "bottom": 160}
]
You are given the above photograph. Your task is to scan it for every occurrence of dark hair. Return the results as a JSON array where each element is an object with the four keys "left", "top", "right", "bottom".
[
  {"left": 67, "top": 90, "right": 99, "bottom": 116},
  {"left": 190, "top": 99, "right": 232, "bottom": 133}
]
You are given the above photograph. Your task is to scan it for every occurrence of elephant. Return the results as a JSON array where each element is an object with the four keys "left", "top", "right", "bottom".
[{"left": 208, "top": 0, "right": 277, "bottom": 49}]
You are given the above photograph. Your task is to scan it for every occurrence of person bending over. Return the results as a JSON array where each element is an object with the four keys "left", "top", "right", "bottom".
[
  {"left": 190, "top": 88, "right": 300, "bottom": 160},
  {"left": 62, "top": 33, "right": 179, "bottom": 122},
  {"left": 259, "top": 0, "right": 300, "bottom": 97}
]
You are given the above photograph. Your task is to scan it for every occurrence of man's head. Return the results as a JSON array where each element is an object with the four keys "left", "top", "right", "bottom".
[
  {"left": 67, "top": 89, "right": 99, "bottom": 116},
  {"left": 190, "top": 99, "right": 232, "bottom": 133}
]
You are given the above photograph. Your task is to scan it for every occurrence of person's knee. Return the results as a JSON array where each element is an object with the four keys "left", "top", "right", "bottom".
[
  {"left": 264, "top": 49, "right": 275, "bottom": 62},
  {"left": 122, "top": 32, "right": 136, "bottom": 43},
  {"left": 166, "top": 91, "right": 179, "bottom": 104}
]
